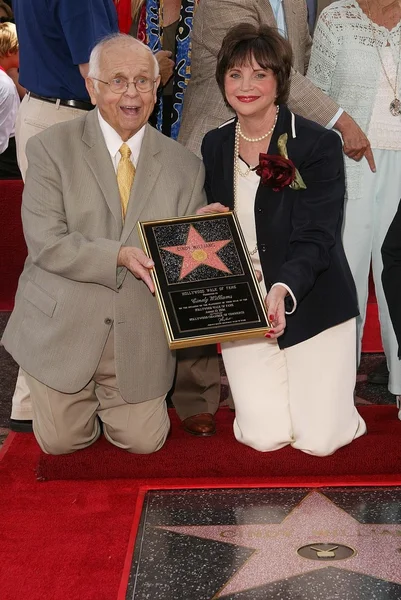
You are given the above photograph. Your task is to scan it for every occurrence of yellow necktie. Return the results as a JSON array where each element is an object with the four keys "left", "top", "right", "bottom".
[{"left": 117, "top": 143, "right": 136, "bottom": 220}]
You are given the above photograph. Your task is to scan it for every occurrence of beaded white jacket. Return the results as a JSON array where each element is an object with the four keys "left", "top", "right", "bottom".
[{"left": 307, "top": 0, "right": 401, "bottom": 199}]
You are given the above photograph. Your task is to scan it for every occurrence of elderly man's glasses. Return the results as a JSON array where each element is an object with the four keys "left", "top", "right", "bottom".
[{"left": 92, "top": 76, "right": 157, "bottom": 94}]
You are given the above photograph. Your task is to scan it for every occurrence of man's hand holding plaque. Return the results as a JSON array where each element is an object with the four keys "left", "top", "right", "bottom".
[{"left": 118, "top": 246, "right": 155, "bottom": 293}]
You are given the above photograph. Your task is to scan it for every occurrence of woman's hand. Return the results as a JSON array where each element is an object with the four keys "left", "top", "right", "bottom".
[
  {"left": 196, "top": 203, "right": 230, "bottom": 215},
  {"left": 264, "top": 285, "right": 287, "bottom": 339}
]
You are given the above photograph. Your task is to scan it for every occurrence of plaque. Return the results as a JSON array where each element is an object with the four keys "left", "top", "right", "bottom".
[{"left": 137, "top": 212, "right": 270, "bottom": 349}]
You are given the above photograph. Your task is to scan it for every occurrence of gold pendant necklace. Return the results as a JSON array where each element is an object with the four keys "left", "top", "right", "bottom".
[
  {"left": 390, "top": 97, "right": 401, "bottom": 115},
  {"left": 366, "top": 0, "right": 401, "bottom": 116}
]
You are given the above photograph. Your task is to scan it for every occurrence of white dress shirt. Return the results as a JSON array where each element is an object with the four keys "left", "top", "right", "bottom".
[
  {"left": 97, "top": 109, "right": 145, "bottom": 171},
  {"left": 269, "top": 0, "right": 287, "bottom": 37},
  {"left": 236, "top": 157, "right": 297, "bottom": 314}
]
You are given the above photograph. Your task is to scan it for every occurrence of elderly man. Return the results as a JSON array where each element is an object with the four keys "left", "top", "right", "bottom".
[{"left": 2, "top": 34, "right": 205, "bottom": 454}]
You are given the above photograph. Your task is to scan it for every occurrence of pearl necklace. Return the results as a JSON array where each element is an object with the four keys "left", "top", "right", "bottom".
[
  {"left": 238, "top": 105, "right": 279, "bottom": 141},
  {"left": 233, "top": 106, "right": 279, "bottom": 256}
]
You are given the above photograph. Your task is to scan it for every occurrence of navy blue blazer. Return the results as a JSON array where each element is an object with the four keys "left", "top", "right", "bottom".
[{"left": 201, "top": 104, "right": 358, "bottom": 349}]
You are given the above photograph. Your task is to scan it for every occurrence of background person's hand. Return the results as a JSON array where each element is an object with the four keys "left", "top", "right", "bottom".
[
  {"left": 6, "top": 67, "right": 26, "bottom": 100},
  {"left": 264, "top": 285, "right": 287, "bottom": 339},
  {"left": 196, "top": 203, "right": 230, "bottom": 215},
  {"left": 155, "top": 50, "right": 175, "bottom": 87},
  {"left": 117, "top": 246, "right": 155, "bottom": 293},
  {"left": 334, "top": 112, "right": 376, "bottom": 172}
]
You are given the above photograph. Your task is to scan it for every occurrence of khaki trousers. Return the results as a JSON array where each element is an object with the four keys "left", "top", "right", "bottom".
[
  {"left": 23, "top": 328, "right": 170, "bottom": 455},
  {"left": 171, "top": 346, "right": 229, "bottom": 419},
  {"left": 15, "top": 94, "right": 88, "bottom": 180}
]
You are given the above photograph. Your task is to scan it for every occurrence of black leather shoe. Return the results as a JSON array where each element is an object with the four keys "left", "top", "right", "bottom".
[
  {"left": 9, "top": 419, "right": 33, "bottom": 433},
  {"left": 367, "top": 363, "right": 389, "bottom": 385}
]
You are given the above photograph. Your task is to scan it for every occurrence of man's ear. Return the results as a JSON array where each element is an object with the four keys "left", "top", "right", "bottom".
[
  {"left": 85, "top": 77, "right": 97, "bottom": 105},
  {"left": 153, "top": 75, "right": 161, "bottom": 102}
]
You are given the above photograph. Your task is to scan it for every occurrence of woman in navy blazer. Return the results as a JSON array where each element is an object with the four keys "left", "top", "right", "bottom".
[{"left": 198, "top": 23, "right": 366, "bottom": 455}]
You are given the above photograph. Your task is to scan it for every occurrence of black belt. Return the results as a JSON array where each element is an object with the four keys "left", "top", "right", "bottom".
[{"left": 28, "top": 92, "right": 94, "bottom": 111}]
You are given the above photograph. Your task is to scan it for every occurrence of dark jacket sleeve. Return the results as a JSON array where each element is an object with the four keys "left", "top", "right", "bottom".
[
  {"left": 201, "top": 133, "right": 216, "bottom": 204},
  {"left": 382, "top": 200, "right": 401, "bottom": 358},
  {"left": 275, "top": 129, "right": 345, "bottom": 303}
]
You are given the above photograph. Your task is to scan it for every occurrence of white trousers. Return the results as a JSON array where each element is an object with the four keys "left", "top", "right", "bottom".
[
  {"left": 221, "top": 318, "right": 366, "bottom": 456},
  {"left": 11, "top": 95, "right": 87, "bottom": 421},
  {"left": 342, "top": 148, "right": 401, "bottom": 394}
]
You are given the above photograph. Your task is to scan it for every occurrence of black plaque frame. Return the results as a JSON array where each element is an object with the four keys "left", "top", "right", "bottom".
[{"left": 137, "top": 212, "right": 270, "bottom": 349}]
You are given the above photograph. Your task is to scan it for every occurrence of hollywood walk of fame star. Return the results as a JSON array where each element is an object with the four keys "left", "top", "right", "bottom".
[
  {"left": 158, "top": 491, "right": 401, "bottom": 596},
  {"left": 161, "top": 225, "right": 232, "bottom": 280}
]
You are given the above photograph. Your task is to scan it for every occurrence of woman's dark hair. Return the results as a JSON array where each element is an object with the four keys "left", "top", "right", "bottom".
[{"left": 216, "top": 23, "right": 293, "bottom": 106}]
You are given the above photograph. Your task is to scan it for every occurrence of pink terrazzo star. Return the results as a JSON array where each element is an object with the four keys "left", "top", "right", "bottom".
[
  {"left": 159, "top": 491, "right": 401, "bottom": 596},
  {"left": 161, "top": 225, "right": 231, "bottom": 280}
]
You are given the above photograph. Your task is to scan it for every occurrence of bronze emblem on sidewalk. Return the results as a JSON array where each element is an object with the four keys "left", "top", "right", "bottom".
[{"left": 297, "top": 543, "right": 356, "bottom": 561}]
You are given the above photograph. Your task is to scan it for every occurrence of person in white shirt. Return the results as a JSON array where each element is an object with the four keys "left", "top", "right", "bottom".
[{"left": 0, "top": 22, "right": 21, "bottom": 178}]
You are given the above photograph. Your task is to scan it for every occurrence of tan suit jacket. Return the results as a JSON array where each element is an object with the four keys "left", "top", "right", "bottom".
[
  {"left": 3, "top": 110, "right": 206, "bottom": 403},
  {"left": 178, "top": 0, "right": 340, "bottom": 156}
]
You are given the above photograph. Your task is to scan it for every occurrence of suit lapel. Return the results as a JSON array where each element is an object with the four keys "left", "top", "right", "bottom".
[
  {"left": 257, "top": 105, "right": 294, "bottom": 203},
  {"left": 282, "top": 0, "right": 297, "bottom": 45},
  {"left": 267, "top": 104, "right": 293, "bottom": 155},
  {"left": 221, "top": 124, "right": 235, "bottom": 210},
  {"left": 82, "top": 110, "right": 123, "bottom": 229},
  {"left": 262, "top": 0, "right": 275, "bottom": 23},
  {"left": 262, "top": 0, "right": 296, "bottom": 44},
  {"left": 121, "top": 124, "right": 162, "bottom": 243}
]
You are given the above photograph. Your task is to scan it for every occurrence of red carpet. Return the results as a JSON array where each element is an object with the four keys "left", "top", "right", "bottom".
[
  {"left": 1, "top": 406, "right": 401, "bottom": 600},
  {"left": 363, "top": 271, "right": 383, "bottom": 353},
  {"left": 37, "top": 406, "right": 401, "bottom": 485},
  {"left": 0, "top": 180, "right": 26, "bottom": 310},
  {"left": 0, "top": 432, "right": 140, "bottom": 600}
]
